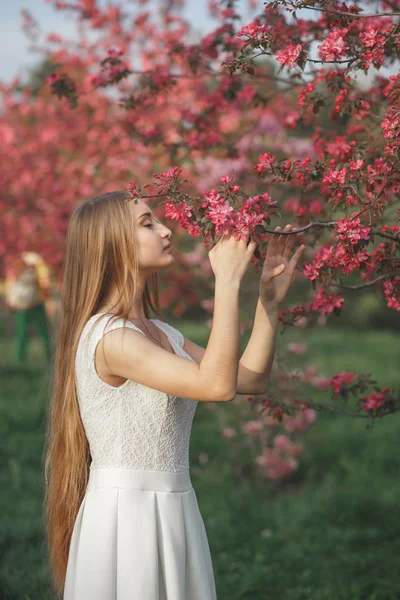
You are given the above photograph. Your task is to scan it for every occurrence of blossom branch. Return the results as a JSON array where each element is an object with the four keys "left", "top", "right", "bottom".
[
  {"left": 257, "top": 396, "right": 399, "bottom": 419},
  {"left": 261, "top": 222, "right": 400, "bottom": 244},
  {"left": 288, "top": 4, "right": 400, "bottom": 19},
  {"left": 331, "top": 272, "right": 400, "bottom": 291}
]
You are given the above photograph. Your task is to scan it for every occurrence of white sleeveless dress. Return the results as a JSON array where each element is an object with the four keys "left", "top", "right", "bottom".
[{"left": 63, "top": 314, "right": 217, "bottom": 600}]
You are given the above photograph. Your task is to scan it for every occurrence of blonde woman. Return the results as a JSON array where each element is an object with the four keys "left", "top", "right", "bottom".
[{"left": 44, "top": 189, "right": 264, "bottom": 600}]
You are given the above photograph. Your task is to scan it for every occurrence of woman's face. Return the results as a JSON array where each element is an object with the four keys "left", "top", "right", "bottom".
[{"left": 131, "top": 200, "right": 174, "bottom": 271}]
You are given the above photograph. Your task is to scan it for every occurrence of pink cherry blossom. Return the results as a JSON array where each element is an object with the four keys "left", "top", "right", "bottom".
[
  {"left": 256, "top": 448, "right": 298, "bottom": 479},
  {"left": 318, "top": 29, "right": 349, "bottom": 61},
  {"left": 283, "top": 409, "right": 317, "bottom": 433},
  {"left": 362, "top": 387, "right": 390, "bottom": 412},
  {"left": 242, "top": 420, "right": 263, "bottom": 435},
  {"left": 335, "top": 216, "right": 371, "bottom": 245},
  {"left": 328, "top": 371, "right": 357, "bottom": 395},
  {"left": 276, "top": 43, "right": 303, "bottom": 69}
]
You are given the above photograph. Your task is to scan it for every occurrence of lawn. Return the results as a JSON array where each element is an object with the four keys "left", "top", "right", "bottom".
[{"left": 0, "top": 317, "right": 399, "bottom": 599}]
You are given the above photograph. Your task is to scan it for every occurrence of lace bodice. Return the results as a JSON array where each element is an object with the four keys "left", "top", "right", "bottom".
[{"left": 75, "top": 314, "right": 199, "bottom": 472}]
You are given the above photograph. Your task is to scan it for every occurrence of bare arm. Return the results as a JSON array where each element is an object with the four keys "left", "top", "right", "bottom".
[
  {"left": 198, "top": 277, "right": 240, "bottom": 400},
  {"left": 237, "top": 298, "right": 279, "bottom": 393},
  {"left": 183, "top": 298, "right": 279, "bottom": 396},
  {"left": 100, "top": 279, "right": 241, "bottom": 403}
]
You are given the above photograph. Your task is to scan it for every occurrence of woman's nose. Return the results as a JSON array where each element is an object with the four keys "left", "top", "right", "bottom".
[{"left": 163, "top": 226, "right": 172, "bottom": 237}]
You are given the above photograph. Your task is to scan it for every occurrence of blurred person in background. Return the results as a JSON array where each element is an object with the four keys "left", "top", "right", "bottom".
[{"left": 4, "top": 252, "right": 52, "bottom": 364}]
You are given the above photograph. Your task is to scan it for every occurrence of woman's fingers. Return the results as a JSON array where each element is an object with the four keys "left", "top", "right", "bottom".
[
  {"left": 268, "top": 225, "right": 282, "bottom": 252},
  {"left": 292, "top": 243, "right": 306, "bottom": 263},
  {"left": 282, "top": 224, "right": 297, "bottom": 259}
]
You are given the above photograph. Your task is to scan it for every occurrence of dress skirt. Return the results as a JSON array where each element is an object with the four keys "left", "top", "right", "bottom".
[{"left": 63, "top": 466, "right": 217, "bottom": 600}]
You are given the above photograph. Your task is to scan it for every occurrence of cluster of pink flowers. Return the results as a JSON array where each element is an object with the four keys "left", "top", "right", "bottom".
[
  {"left": 383, "top": 73, "right": 400, "bottom": 98},
  {"left": 340, "top": 247, "right": 370, "bottom": 275},
  {"left": 335, "top": 242, "right": 370, "bottom": 274},
  {"left": 236, "top": 21, "right": 271, "bottom": 41},
  {"left": 302, "top": 245, "right": 333, "bottom": 280},
  {"left": 203, "top": 191, "right": 235, "bottom": 237},
  {"left": 123, "top": 181, "right": 139, "bottom": 198},
  {"left": 179, "top": 179, "right": 277, "bottom": 241},
  {"left": 243, "top": 192, "right": 277, "bottom": 209},
  {"left": 310, "top": 287, "right": 344, "bottom": 315},
  {"left": 335, "top": 216, "right": 371, "bottom": 245},
  {"left": 220, "top": 174, "right": 239, "bottom": 192},
  {"left": 381, "top": 108, "right": 400, "bottom": 140},
  {"left": 334, "top": 89, "right": 348, "bottom": 113},
  {"left": 149, "top": 167, "right": 281, "bottom": 242},
  {"left": 282, "top": 408, "right": 317, "bottom": 432},
  {"left": 360, "top": 26, "right": 385, "bottom": 49},
  {"left": 361, "top": 242, "right": 388, "bottom": 280},
  {"left": 349, "top": 159, "right": 364, "bottom": 171},
  {"left": 254, "top": 152, "right": 276, "bottom": 174},
  {"left": 220, "top": 175, "right": 231, "bottom": 184},
  {"left": 153, "top": 166, "right": 182, "bottom": 186},
  {"left": 255, "top": 444, "right": 300, "bottom": 480},
  {"left": 383, "top": 277, "right": 400, "bottom": 312},
  {"left": 318, "top": 28, "right": 349, "bottom": 61},
  {"left": 298, "top": 82, "right": 314, "bottom": 107},
  {"left": 322, "top": 167, "right": 347, "bottom": 185},
  {"left": 328, "top": 371, "right": 357, "bottom": 395},
  {"left": 362, "top": 387, "right": 390, "bottom": 412},
  {"left": 164, "top": 200, "right": 202, "bottom": 237},
  {"left": 273, "top": 434, "right": 303, "bottom": 456},
  {"left": 201, "top": 192, "right": 254, "bottom": 240},
  {"left": 278, "top": 304, "right": 308, "bottom": 327},
  {"left": 359, "top": 24, "right": 386, "bottom": 70},
  {"left": 276, "top": 43, "right": 303, "bottom": 69},
  {"left": 318, "top": 134, "right": 356, "bottom": 162},
  {"left": 223, "top": 413, "right": 317, "bottom": 480}
]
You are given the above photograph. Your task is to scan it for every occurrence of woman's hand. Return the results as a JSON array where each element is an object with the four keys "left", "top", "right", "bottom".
[{"left": 259, "top": 224, "right": 306, "bottom": 307}]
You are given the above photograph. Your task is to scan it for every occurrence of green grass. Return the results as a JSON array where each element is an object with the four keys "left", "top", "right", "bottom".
[{"left": 0, "top": 319, "right": 399, "bottom": 599}]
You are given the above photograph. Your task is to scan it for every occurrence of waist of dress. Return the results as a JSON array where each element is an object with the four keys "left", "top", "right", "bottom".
[{"left": 87, "top": 466, "right": 193, "bottom": 493}]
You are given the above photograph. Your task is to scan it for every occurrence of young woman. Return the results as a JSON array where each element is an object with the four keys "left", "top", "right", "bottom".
[{"left": 44, "top": 189, "right": 303, "bottom": 599}]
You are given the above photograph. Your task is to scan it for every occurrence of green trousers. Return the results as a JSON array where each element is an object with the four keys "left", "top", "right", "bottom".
[{"left": 14, "top": 303, "right": 52, "bottom": 364}]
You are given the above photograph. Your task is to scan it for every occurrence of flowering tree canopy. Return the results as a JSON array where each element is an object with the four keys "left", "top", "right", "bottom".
[{"left": 1, "top": 0, "right": 399, "bottom": 431}]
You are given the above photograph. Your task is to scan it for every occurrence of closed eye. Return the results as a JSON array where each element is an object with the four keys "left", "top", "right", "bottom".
[{"left": 144, "top": 223, "right": 153, "bottom": 228}]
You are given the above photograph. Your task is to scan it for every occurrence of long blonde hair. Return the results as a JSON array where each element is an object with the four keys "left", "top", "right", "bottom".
[{"left": 43, "top": 190, "right": 165, "bottom": 598}]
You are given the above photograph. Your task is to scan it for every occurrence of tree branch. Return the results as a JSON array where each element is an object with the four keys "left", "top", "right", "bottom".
[
  {"left": 331, "top": 272, "right": 400, "bottom": 290},
  {"left": 261, "top": 221, "right": 400, "bottom": 244},
  {"left": 257, "top": 397, "right": 399, "bottom": 419},
  {"left": 288, "top": 3, "right": 400, "bottom": 18}
]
